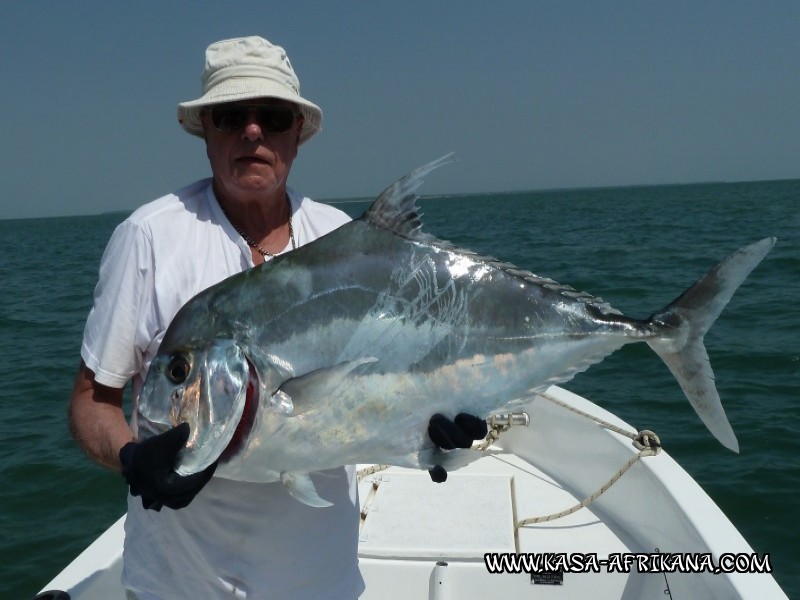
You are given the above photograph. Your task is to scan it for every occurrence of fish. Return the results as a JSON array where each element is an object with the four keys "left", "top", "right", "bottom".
[{"left": 137, "top": 157, "right": 776, "bottom": 507}]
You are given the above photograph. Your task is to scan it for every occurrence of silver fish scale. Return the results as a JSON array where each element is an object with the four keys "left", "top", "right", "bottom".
[{"left": 188, "top": 220, "right": 637, "bottom": 383}]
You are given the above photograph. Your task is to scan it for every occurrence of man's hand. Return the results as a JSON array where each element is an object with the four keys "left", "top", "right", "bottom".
[
  {"left": 119, "top": 423, "right": 217, "bottom": 511},
  {"left": 427, "top": 413, "right": 488, "bottom": 483}
]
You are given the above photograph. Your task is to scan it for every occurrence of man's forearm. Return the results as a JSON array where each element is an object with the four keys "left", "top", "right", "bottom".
[{"left": 68, "top": 360, "right": 134, "bottom": 472}]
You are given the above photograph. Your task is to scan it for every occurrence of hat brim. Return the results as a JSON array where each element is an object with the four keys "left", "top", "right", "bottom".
[{"left": 177, "top": 78, "right": 322, "bottom": 144}]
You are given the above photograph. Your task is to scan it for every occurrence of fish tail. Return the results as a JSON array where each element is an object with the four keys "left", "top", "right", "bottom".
[{"left": 646, "top": 237, "right": 776, "bottom": 452}]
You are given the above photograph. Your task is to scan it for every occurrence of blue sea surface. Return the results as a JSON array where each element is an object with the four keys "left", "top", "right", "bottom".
[{"left": 1, "top": 179, "right": 798, "bottom": 598}]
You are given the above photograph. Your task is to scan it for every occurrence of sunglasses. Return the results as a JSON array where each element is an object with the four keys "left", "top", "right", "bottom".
[{"left": 209, "top": 104, "right": 299, "bottom": 133}]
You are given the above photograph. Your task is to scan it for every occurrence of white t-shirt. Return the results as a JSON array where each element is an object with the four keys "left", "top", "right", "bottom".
[{"left": 81, "top": 179, "right": 365, "bottom": 599}]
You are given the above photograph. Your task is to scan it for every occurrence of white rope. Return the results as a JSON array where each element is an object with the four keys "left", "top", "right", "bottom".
[
  {"left": 357, "top": 463, "right": 390, "bottom": 481},
  {"left": 516, "top": 440, "right": 660, "bottom": 526},
  {"left": 516, "top": 391, "right": 661, "bottom": 528}
]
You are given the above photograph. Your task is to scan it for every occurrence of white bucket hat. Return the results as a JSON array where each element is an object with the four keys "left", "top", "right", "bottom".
[{"left": 177, "top": 36, "right": 322, "bottom": 144}]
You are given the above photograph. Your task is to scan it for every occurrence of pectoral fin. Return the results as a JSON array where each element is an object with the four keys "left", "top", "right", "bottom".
[
  {"left": 280, "top": 471, "right": 333, "bottom": 508},
  {"left": 269, "top": 357, "right": 378, "bottom": 416}
]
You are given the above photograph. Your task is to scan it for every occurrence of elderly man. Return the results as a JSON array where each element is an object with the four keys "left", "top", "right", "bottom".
[{"left": 69, "top": 36, "right": 484, "bottom": 599}]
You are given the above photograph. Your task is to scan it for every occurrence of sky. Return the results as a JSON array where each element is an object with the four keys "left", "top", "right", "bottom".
[{"left": 1, "top": 1, "right": 798, "bottom": 220}]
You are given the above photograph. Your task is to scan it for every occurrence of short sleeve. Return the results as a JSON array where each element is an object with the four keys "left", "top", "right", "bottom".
[{"left": 81, "top": 219, "right": 158, "bottom": 388}]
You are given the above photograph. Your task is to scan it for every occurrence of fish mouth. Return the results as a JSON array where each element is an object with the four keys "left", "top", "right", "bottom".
[
  {"left": 219, "top": 357, "right": 259, "bottom": 464},
  {"left": 136, "top": 412, "right": 171, "bottom": 440}
]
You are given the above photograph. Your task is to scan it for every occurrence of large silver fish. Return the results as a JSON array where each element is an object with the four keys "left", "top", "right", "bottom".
[{"left": 138, "top": 158, "right": 775, "bottom": 507}]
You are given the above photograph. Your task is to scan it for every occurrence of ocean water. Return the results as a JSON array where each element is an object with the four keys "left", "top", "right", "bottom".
[{"left": 2, "top": 180, "right": 798, "bottom": 599}]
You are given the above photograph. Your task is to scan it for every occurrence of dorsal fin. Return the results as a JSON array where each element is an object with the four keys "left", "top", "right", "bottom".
[
  {"left": 362, "top": 156, "right": 623, "bottom": 317},
  {"left": 362, "top": 154, "right": 453, "bottom": 238}
]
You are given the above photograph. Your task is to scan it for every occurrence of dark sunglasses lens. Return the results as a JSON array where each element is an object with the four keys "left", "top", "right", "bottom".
[
  {"left": 259, "top": 106, "right": 295, "bottom": 132},
  {"left": 211, "top": 106, "right": 248, "bottom": 131},
  {"left": 210, "top": 105, "right": 296, "bottom": 133}
]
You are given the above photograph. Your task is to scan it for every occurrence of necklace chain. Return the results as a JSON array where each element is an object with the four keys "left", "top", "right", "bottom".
[{"left": 218, "top": 197, "right": 296, "bottom": 259}]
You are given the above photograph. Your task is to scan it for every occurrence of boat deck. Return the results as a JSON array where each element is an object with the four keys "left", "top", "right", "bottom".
[{"left": 357, "top": 450, "right": 662, "bottom": 599}]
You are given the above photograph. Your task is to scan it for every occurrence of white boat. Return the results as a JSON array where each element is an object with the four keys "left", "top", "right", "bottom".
[{"left": 36, "top": 386, "right": 788, "bottom": 599}]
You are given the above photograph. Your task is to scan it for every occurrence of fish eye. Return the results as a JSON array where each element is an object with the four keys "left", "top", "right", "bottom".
[{"left": 167, "top": 355, "right": 191, "bottom": 384}]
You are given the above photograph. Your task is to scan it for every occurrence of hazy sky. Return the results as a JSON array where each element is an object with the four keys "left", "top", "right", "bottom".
[{"left": 2, "top": 1, "right": 798, "bottom": 219}]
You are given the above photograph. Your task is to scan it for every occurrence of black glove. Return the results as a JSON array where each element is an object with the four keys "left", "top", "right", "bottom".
[
  {"left": 119, "top": 422, "right": 217, "bottom": 511},
  {"left": 427, "top": 413, "right": 488, "bottom": 483}
]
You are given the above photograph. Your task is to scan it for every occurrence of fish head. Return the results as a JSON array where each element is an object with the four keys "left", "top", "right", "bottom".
[{"left": 137, "top": 337, "right": 252, "bottom": 475}]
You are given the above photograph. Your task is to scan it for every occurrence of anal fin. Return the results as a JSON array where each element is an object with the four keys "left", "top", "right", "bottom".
[{"left": 280, "top": 471, "right": 333, "bottom": 508}]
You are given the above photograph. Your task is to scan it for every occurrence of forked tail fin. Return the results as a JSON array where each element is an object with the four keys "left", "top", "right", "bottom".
[{"left": 647, "top": 237, "right": 776, "bottom": 452}]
